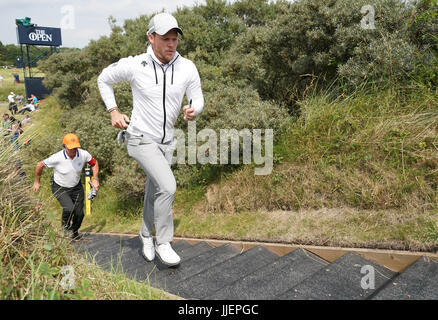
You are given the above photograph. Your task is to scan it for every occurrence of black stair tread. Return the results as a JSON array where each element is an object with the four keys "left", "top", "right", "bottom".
[
  {"left": 172, "top": 239, "right": 193, "bottom": 250},
  {"left": 171, "top": 245, "right": 279, "bottom": 299},
  {"left": 150, "top": 243, "right": 239, "bottom": 290},
  {"left": 79, "top": 241, "right": 125, "bottom": 264},
  {"left": 73, "top": 233, "right": 115, "bottom": 253},
  {"left": 101, "top": 243, "right": 142, "bottom": 275},
  {"left": 136, "top": 241, "right": 214, "bottom": 277},
  {"left": 121, "top": 239, "right": 200, "bottom": 282},
  {"left": 77, "top": 232, "right": 106, "bottom": 241},
  {"left": 77, "top": 234, "right": 146, "bottom": 277},
  {"left": 90, "top": 236, "right": 143, "bottom": 272},
  {"left": 80, "top": 235, "right": 127, "bottom": 257},
  {"left": 114, "top": 238, "right": 188, "bottom": 265},
  {"left": 207, "top": 248, "right": 328, "bottom": 300},
  {"left": 371, "top": 257, "right": 438, "bottom": 300},
  {"left": 114, "top": 248, "right": 157, "bottom": 280},
  {"left": 75, "top": 233, "right": 126, "bottom": 250},
  {"left": 147, "top": 242, "right": 217, "bottom": 289},
  {"left": 76, "top": 234, "right": 192, "bottom": 272},
  {"left": 84, "top": 237, "right": 133, "bottom": 269},
  {"left": 100, "top": 235, "right": 142, "bottom": 263},
  {"left": 276, "top": 252, "right": 396, "bottom": 300},
  {"left": 173, "top": 241, "right": 214, "bottom": 262}
]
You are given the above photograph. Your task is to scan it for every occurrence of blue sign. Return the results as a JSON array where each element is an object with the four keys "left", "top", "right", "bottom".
[{"left": 16, "top": 25, "right": 62, "bottom": 46}]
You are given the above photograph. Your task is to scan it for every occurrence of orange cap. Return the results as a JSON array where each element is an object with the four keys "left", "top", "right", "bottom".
[{"left": 62, "top": 133, "right": 81, "bottom": 149}]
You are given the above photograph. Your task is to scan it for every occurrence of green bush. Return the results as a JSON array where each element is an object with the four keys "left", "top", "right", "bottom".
[
  {"left": 337, "top": 30, "right": 418, "bottom": 86},
  {"left": 39, "top": 0, "right": 287, "bottom": 110},
  {"left": 225, "top": 0, "right": 437, "bottom": 110},
  {"left": 175, "top": 83, "right": 290, "bottom": 133},
  {"left": 39, "top": 24, "right": 126, "bottom": 108},
  {"left": 407, "top": 0, "right": 438, "bottom": 87}
]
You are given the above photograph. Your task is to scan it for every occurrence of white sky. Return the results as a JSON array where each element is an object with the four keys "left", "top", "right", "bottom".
[{"left": 0, "top": 0, "right": 207, "bottom": 48}]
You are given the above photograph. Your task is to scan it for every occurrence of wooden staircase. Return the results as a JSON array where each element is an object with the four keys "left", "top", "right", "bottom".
[{"left": 72, "top": 232, "right": 438, "bottom": 300}]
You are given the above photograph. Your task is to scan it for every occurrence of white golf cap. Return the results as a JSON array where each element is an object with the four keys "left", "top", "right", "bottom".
[{"left": 147, "top": 13, "right": 183, "bottom": 36}]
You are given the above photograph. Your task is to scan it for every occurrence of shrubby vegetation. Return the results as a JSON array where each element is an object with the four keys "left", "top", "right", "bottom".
[
  {"left": 0, "top": 135, "right": 76, "bottom": 299},
  {"left": 226, "top": 0, "right": 437, "bottom": 111},
  {"left": 38, "top": 0, "right": 437, "bottom": 208}
]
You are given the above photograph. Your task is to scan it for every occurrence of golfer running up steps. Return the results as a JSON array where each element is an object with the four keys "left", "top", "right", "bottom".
[{"left": 97, "top": 13, "right": 204, "bottom": 266}]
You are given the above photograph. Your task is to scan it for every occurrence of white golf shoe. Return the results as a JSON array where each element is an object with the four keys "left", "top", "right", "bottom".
[
  {"left": 139, "top": 232, "right": 155, "bottom": 262},
  {"left": 155, "top": 242, "right": 181, "bottom": 266}
]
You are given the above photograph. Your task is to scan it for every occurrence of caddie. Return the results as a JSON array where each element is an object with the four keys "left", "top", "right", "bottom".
[{"left": 33, "top": 133, "right": 100, "bottom": 240}]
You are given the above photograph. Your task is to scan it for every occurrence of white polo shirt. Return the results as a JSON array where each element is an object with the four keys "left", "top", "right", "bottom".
[{"left": 43, "top": 148, "right": 95, "bottom": 188}]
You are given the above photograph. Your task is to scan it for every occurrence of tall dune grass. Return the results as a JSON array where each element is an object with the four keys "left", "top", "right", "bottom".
[{"left": 0, "top": 134, "right": 68, "bottom": 299}]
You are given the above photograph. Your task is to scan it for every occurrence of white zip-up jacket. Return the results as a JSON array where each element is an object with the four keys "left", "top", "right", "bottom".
[{"left": 97, "top": 45, "right": 204, "bottom": 144}]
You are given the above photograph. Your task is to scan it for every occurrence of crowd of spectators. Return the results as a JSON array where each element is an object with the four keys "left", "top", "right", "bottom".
[
  {"left": 8, "top": 91, "right": 40, "bottom": 116},
  {"left": 2, "top": 92, "right": 36, "bottom": 151}
]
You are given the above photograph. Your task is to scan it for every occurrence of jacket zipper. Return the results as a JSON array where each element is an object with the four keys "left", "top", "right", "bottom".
[
  {"left": 153, "top": 55, "right": 179, "bottom": 144},
  {"left": 162, "top": 69, "right": 167, "bottom": 144}
]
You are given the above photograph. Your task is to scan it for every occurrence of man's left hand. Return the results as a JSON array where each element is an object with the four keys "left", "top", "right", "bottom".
[{"left": 183, "top": 105, "right": 195, "bottom": 121}]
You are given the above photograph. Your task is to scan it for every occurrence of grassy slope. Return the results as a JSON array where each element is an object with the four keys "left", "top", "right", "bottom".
[
  {"left": 79, "top": 83, "right": 438, "bottom": 252},
  {"left": 0, "top": 71, "right": 173, "bottom": 299}
]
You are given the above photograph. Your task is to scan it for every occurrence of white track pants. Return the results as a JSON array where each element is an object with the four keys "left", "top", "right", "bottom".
[{"left": 126, "top": 133, "right": 177, "bottom": 244}]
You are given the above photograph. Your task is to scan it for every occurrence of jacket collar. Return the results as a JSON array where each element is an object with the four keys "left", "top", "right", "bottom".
[{"left": 147, "top": 45, "right": 180, "bottom": 67}]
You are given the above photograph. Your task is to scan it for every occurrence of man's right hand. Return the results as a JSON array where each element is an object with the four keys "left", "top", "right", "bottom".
[
  {"left": 110, "top": 110, "right": 130, "bottom": 129},
  {"left": 33, "top": 181, "right": 40, "bottom": 192}
]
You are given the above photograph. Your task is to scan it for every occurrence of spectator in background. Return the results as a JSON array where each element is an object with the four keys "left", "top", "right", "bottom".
[
  {"left": 10, "top": 122, "right": 23, "bottom": 150},
  {"left": 16, "top": 93, "right": 24, "bottom": 106},
  {"left": 32, "top": 94, "right": 38, "bottom": 104},
  {"left": 2, "top": 113, "right": 10, "bottom": 129},
  {"left": 28, "top": 94, "right": 39, "bottom": 110},
  {"left": 2, "top": 113, "right": 11, "bottom": 135},
  {"left": 21, "top": 114, "right": 32, "bottom": 127},
  {"left": 8, "top": 92, "right": 18, "bottom": 115},
  {"left": 18, "top": 102, "right": 35, "bottom": 114},
  {"left": 8, "top": 92, "right": 15, "bottom": 103}
]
